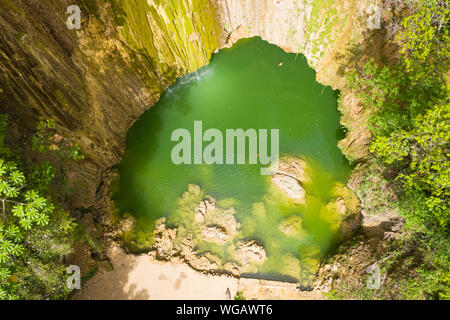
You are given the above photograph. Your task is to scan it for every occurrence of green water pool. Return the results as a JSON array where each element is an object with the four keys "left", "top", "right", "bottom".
[{"left": 117, "top": 37, "right": 351, "bottom": 283}]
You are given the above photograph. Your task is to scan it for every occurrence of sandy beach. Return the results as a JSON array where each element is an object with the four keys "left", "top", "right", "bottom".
[{"left": 72, "top": 242, "right": 322, "bottom": 300}]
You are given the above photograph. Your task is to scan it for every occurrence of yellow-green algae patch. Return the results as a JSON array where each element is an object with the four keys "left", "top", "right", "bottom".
[{"left": 116, "top": 0, "right": 222, "bottom": 76}]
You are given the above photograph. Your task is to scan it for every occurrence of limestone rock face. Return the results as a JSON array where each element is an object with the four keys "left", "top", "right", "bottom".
[{"left": 0, "top": 1, "right": 224, "bottom": 211}]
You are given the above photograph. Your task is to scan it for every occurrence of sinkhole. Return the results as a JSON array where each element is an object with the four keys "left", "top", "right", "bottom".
[{"left": 116, "top": 37, "right": 353, "bottom": 284}]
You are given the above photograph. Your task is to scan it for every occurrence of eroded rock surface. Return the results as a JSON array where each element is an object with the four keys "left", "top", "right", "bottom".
[
  {"left": 326, "top": 183, "right": 362, "bottom": 240},
  {"left": 234, "top": 240, "right": 267, "bottom": 271},
  {"left": 153, "top": 218, "right": 177, "bottom": 259},
  {"left": 271, "top": 157, "right": 310, "bottom": 203},
  {"left": 195, "top": 196, "right": 240, "bottom": 243},
  {"left": 362, "top": 212, "right": 404, "bottom": 243},
  {"left": 151, "top": 185, "right": 267, "bottom": 275},
  {"left": 272, "top": 174, "right": 306, "bottom": 203},
  {"left": 150, "top": 167, "right": 362, "bottom": 277},
  {"left": 201, "top": 225, "right": 229, "bottom": 244}
]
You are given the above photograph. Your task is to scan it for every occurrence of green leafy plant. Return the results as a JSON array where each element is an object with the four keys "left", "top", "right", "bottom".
[
  {"left": 0, "top": 160, "right": 56, "bottom": 298},
  {"left": 371, "top": 102, "right": 449, "bottom": 228},
  {"left": 347, "top": 0, "right": 449, "bottom": 231},
  {"left": 234, "top": 290, "right": 246, "bottom": 300},
  {"left": 0, "top": 116, "right": 77, "bottom": 300},
  {"left": 31, "top": 118, "right": 84, "bottom": 160},
  {"left": 342, "top": 0, "right": 449, "bottom": 300}
]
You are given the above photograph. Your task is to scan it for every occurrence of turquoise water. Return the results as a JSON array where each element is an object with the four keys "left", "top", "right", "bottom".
[{"left": 117, "top": 37, "right": 351, "bottom": 282}]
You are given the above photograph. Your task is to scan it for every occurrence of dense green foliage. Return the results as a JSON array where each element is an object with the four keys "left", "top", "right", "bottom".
[
  {"left": 0, "top": 116, "right": 77, "bottom": 299},
  {"left": 372, "top": 102, "right": 449, "bottom": 228},
  {"left": 347, "top": 0, "right": 449, "bottom": 299},
  {"left": 31, "top": 118, "right": 84, "bottom": 161}
]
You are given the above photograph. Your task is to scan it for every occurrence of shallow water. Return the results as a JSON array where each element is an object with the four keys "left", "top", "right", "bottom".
[{"left": 117, "top": 37, "right": 351, "bottom": 283}]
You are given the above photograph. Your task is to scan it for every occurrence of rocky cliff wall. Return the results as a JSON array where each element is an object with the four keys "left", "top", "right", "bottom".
[{"left": 0, "top": 0, "right": 221, "bottom": 169}]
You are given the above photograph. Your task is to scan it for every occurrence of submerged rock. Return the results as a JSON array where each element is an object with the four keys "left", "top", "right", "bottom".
[
  {"left": 234, "top": 240, "right": 267, "bottom": 270},
  {"left": 271, "top": 157, "right": 310, "bottom": 203},
  {"left": 272, "top": 174, "right": 306, "bottom": 203},
  {"left": 280, "top": 254, "right": 302, "bottom": 279},
  {"left": 151, "top": 180, "right": 360, "bottom": 279},
  {"left": 194, "top": 197, "right": 216, "bottom": 223},
  {"left": 278, "top": 216, "right": 305, "bottom": 237},
  {"left": 194, "top": 194, "right": 240, "bottom": 243},
  {"left": 325, "top": 183, "right": 362, "bottom": 240},
  {"left": 277, "top": 157, "right": 311, "bottom": 182},
  {"left": 152, "top": 185, "right": 244, "bottom": 274}
]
